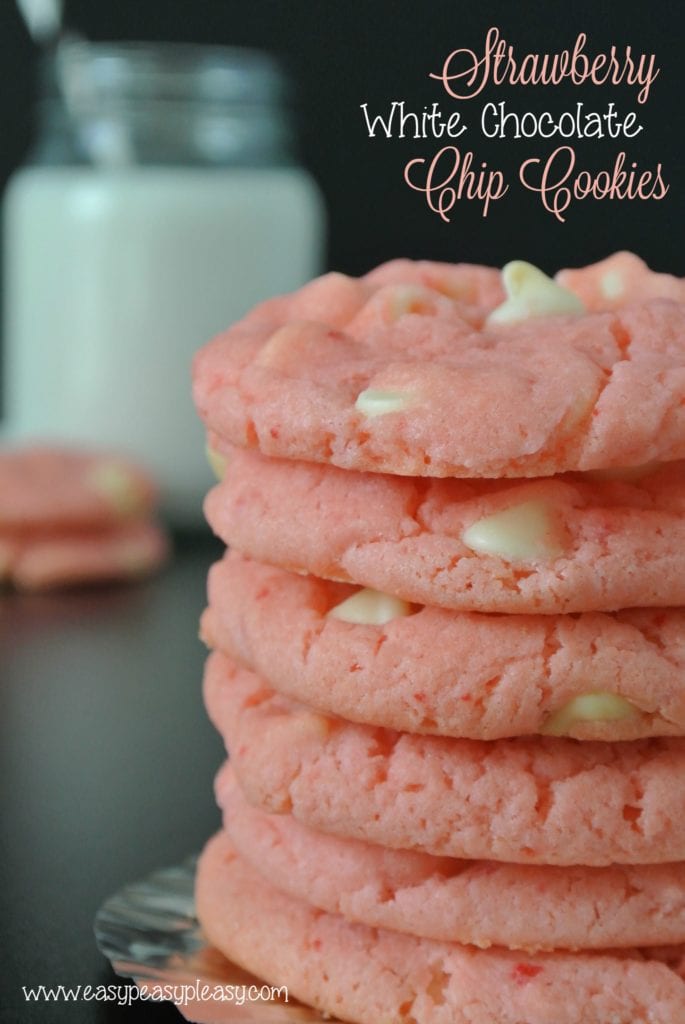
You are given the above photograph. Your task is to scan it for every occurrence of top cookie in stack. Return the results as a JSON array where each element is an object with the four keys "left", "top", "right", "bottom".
[
  {"left": 192, "top": 252, "right": 685, "bottom": 1024},
  {"left": 194, "top": 251, "right": 685, "bottom": 478}
]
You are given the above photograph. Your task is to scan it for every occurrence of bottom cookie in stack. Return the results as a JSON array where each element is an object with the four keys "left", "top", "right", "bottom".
[{"left": 196, "top": 832, "right": 685, "bottom": 1024}]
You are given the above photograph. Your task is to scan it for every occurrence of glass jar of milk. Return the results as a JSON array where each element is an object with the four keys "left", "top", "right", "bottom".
[{"left": 3, "top": 43, "right": 325, "bottom": 523}]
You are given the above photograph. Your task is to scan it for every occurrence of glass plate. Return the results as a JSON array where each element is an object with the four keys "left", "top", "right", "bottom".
[{"left": 94, "top": 855, "right": 335, "bottom": 1023}]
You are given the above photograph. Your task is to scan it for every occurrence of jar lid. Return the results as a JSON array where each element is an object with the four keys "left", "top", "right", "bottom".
[
  {"left": 33, "top": 40, "right": 300, "bottom": 166},
  {"left": 42, "top": 40, "right": 294, "bottom": 111}
]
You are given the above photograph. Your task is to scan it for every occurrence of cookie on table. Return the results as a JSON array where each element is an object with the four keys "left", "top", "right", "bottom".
[
  {"left": 196, "top": 832, "right": 685, "bottom": 1024},
  {"left": 220, "top": 764, "right": 685, "bottom": 952},
  {"left": 193, "top": 253, "right": 685, "bottom": 478},
  {"left": 204, "top": 448, "right": 685, "bottom": 614},
  {"left": 204, "top": 652, "right": 685, "bottom": 867},
  {"left": 0, "top": 445, "right": 167, "bottom": 590},
  {"left": 1, "top": 521, "right": 168, "bottom": 591},
  {"left": 201, "top": 552, "right": 685, "bottom": 741},
  {"left": 0, "top": 446, "right": 156, "bottom": 529}
]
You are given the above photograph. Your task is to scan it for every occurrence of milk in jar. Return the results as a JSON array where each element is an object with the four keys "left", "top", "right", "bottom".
[{"left": 2, "top": 43, "right": 325, "bottom": 523}]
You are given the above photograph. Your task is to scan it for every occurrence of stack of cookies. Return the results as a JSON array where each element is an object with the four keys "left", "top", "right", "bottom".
[
  {"left": 0, "top": 446, "right": 167, "bottom": 590},
  {"left": 192, "top": 252, "right": 685, "bottom": 1023}
]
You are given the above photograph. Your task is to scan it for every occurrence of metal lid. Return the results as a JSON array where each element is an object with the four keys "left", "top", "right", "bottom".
[{"left": 43, "top": 40, "right": 293, "bottom": 111}]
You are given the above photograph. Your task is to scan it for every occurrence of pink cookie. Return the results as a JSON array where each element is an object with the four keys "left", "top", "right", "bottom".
[
  {"left": 557, "top": 252, "right": 685, "bottom": 312},
  {"left": 196, "top": 832, "right": 685, "bottom": 1024},
  {"left": 220, "top": 764, "right": 685, "bottom": 952},
  {"left": 0, "top": 446, "right": 156, "bottom": 530},
  {"left": 192, "top": 254, "right": 685, "bottom": 478},
  {"left": 0, "top": 445, "right": 167, "bottom": 590},
  {"left": 204, "top": 448, "right": 685, "bottom": 614},
  {"left": 201, "top": 552, "right": 685, "bottom": 741},
  {"left": 0, "top": 521, "right": 168, "bottom": 591},
  {"left": 204, "top": 652, "right": 685, "bottom": 867}
]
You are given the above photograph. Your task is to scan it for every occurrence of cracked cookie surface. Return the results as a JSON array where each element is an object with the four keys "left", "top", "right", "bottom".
[
  {"left": 204, "top": 449, "right": 685, "bottom": 614},
  {"left": 196, "top": 832, "right": 685, "bottom": 1024},
  {"left": 204, "top": 653, "right": 685, "bottom": 866},
  {"left": 193, "top": 253, "right": 685, "bottom": 478},
  {"left": 219, "top": 764, "right": 685, "bottom": 952},
  {"left": 202, "top": 552, "right": 685, "bottom": 740}
]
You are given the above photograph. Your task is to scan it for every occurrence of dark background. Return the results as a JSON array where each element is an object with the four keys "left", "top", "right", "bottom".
[
  {"left": 2, "top": 1, "right": 685, "bottom": 1022},
  {"left": 0, "top": 0, "right": 684, "bottom": 276}
]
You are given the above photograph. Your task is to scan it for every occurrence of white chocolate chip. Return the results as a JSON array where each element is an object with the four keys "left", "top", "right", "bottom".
[
  {"left": 462, "top": 500, "right": 564, "bottom": 561},
  {"left": 387, "top": 286, "right": 433, "bottom": 320},
  {"left": 288, "top": 707, "right": 335, "bottom": 741},
  {"left": 206, "top": 444, "right": 228, "bottom": 481},
  {"left": 254, "top": 323, "right": 303, "bottom": 369},
  {"left": 542, "top": 692, "right": 638, "bottom": 736},
  {"left": 87, "top": 462, "right": 144, "bottom": 518},
  {"left": 601, "top": 270, "right": 624, "bottom": 299},
  {"left": 355, "top": 388, "right": 413, "bottom": 417},
  {"left": 487, "top": 261, "right": 585, "bottom": 325},
  {"left": 328, "top": 588, "right": 412, "bottom": 625}
]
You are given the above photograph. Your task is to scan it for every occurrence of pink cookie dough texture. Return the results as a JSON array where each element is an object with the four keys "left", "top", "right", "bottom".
[
  {"left": 201, "top": 551, "right": 685, "bottom": 741},
  {"left": 0, "top": 446, "right": 156, "bottom": 529},
  {"left": 0, "top": 521, "right": 168, "bottom": 590},
  {"left": 204, "top": 449, "right": 685, "bottom": 614},
  {"left": 196, "top": 832, "right": 685, "bottom": 1024},
  {"left": 557, "top": 252, "right": 685, "bottom": 312},
  {"left": 204, "top": 652, "right": 685, "bottom": 867},
  {"left": 219, "top": 764, "right": 685, "bottom": 953},
  {"left": 192, "top": 253, "right": 685, "bottom": 478}
]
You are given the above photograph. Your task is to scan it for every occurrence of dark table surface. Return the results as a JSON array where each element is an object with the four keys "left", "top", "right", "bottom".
[{"left": 1, "top": 532, "right": 226, "bottom": 1023}]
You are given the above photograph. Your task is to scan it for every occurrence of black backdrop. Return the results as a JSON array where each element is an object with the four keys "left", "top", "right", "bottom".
[{"left": 0, "top": 0, "right": 683, "bottom": 276}]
